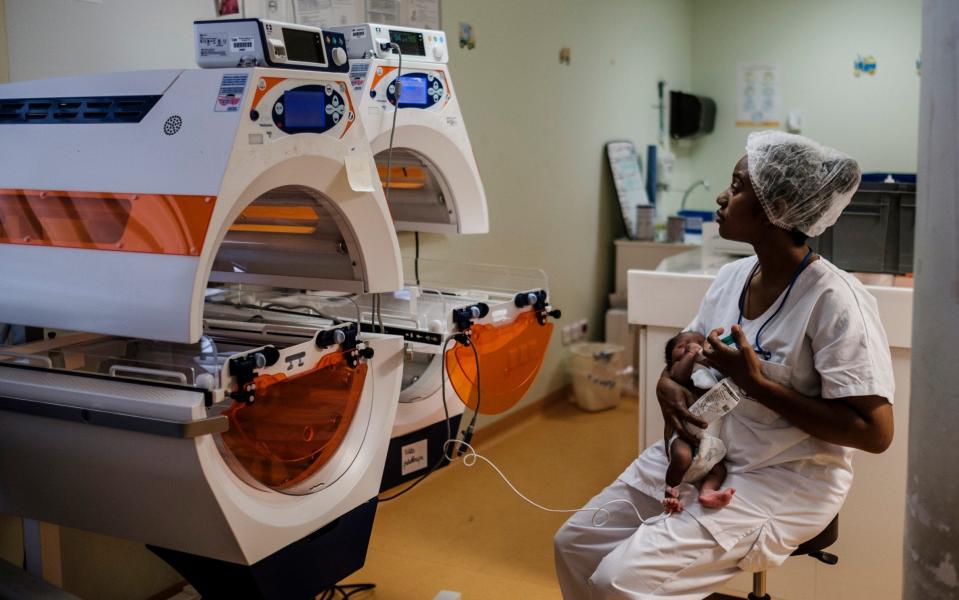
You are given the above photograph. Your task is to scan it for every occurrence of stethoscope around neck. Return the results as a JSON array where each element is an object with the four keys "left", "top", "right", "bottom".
[{"left": 736, "top": 248, "right": 814, "bottom": 360}]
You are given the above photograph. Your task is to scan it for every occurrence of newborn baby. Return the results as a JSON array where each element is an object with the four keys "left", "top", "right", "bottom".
[{"left": 661, "top": 331, "right": 738, "bottom": 513}]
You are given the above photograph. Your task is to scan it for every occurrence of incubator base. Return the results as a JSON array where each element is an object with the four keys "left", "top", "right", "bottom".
[
  {"left": 149, "top": 499, "right": 377, "bottom": 600},
  {"left": 380, "top": 413, "right": 462, "bottom": 492}
]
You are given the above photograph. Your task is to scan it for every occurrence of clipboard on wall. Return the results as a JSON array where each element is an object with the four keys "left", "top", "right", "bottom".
[{"left": 606, "top": 141, "right": 651, "bottom": 240}]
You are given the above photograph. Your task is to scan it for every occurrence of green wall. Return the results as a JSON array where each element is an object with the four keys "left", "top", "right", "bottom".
[{"left": 684, "top": 0, "right": 922, "bottom": 211}]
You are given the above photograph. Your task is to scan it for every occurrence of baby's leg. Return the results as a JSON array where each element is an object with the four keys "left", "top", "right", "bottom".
[
  {"left": 698, "top": 460, "right": 735, "bottom": 509},
  {"left": 663, "top": 438, "right": 693, "bottom": 514}
]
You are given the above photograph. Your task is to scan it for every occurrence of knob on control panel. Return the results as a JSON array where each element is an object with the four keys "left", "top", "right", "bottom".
[
  {"left": 432, "top": 46, "right": 445, "bottom": 61},
  {"left": 332, "top": 47, "right": 348, "bottom": 67}
]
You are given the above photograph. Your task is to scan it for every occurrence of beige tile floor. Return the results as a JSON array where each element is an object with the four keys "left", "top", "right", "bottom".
[{"left": 341, "top": 393, "right": 640, "bottom": 600}]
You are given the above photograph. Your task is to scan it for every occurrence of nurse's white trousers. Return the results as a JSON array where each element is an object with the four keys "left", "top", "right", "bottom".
[{"left": 554, "top": 479, "right": 759, "bottom": 600}]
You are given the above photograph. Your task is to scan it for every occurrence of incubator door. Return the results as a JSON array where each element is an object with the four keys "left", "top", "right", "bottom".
[{"left": 0, "top": 329, "right": 404, "bottom": 564}]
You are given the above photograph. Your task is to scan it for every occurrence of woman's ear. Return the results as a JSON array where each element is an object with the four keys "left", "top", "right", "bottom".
[{"left": 760, "top": 197, "right": 788, "bottom": 228}]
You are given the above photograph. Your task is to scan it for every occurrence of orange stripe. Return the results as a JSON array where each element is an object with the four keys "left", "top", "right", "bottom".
[
  {"left": 438, "top": 69, "right": 452, "bottom": 109},
  {"left": 370, "top": 66, "right": 398, "bottom": 92},
  {"left": 339, "top": 84, "right": 356, "bottom": 139},
  {"left": 0, "top": 189, "right": 217, "bottom": 256},
  {"left": 253, "top": 77, "right": 287, "bottom": 109}
]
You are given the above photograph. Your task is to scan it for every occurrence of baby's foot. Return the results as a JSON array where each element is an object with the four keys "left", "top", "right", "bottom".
[
  {"left": 662, "top": 486, "right": 684, "bottom": 514},
  {"left": 698, "top": 487, "right": 735, "bottom": 509}
]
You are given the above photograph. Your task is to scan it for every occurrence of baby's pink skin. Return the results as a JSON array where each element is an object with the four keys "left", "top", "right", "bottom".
[{"left": 699, "top": 487, "right": 736, "bottom": 509}]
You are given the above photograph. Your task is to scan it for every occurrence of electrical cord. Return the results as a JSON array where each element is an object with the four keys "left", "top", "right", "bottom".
[
  {"left": 317, "top": 582, "right": 376, "bottom": 599},
  {"left": 450, "top": 440, "right": 661, "bottom": 527},
  {"left": 206, "top": 300, "right": 337, "bottom": 323},
  {"left": 382, "top": 41, "right": 403, "bottom": 210},
  {"left": 414, "top": 231, "right": 421, "bottom": 287},
  {"left": 379, "top": 331, "right": 661, "bottom": 527}
]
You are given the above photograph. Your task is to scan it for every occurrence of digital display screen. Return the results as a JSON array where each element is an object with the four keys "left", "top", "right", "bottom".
[
  {"left": 397, "top": 75, "right": 427, "bottom": 106},
  {"left": 282, "top": 28, "right": 326, "bottom": 65},
  {"left": 283, "top": 90, "right": 325, "bottom": 129},
  {"left": 389, "top": 30, "right": 425, "bottom": 56}
]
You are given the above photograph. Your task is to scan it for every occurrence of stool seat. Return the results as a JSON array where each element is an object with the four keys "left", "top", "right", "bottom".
[
  {"left": 791, "top": 515, "right": 839, "bottom": 556},
  {"left": 748, "top": 516, "right": 840, "bottom": 600}
]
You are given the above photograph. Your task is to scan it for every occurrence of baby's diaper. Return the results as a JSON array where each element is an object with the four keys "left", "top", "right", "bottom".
[{"left": 682, "top": 434, "right": 727, "bottom": 483}]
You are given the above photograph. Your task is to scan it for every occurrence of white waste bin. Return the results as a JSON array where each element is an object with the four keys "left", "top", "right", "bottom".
[{"left": 569, "top": 342, "right": 625, "bottom": 412}]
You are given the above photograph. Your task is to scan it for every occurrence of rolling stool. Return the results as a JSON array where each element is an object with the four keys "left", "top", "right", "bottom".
[{"left": 747, "top": 516, "right": 839, "bottom": 600}]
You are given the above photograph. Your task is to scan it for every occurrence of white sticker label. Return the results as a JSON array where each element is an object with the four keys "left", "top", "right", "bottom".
[
  {"left": 350, "top": 62, "right": 370, "bottom": 91},
  {"left": 214, "top": 73, "right": 248, "bottom": 113},
  {"left": 401, "top": 439, "right": 428, "bottom": 476},
  {"left": 198, "top": 32, "right": 229, "bottom": 57},
  {"left": 344, "top": 154, "right": 375, "bottom": 192},
  {"left": 351, "top": 27, "right": 367, "bottom": 38},
  {"left": 231, "top": 36, "right": 256, "bottom": 53}
]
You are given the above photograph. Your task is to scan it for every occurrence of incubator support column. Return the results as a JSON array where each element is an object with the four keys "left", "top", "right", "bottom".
[{"left": 904, "top": 1, "right": 959, "bottom": 597}]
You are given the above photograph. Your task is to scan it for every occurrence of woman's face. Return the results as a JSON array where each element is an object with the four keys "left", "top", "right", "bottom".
[{"left": 715, "top": 155, "right": 767, "bottom": 243}]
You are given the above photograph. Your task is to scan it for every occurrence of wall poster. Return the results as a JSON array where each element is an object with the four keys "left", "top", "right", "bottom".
[
  {"left": 293, "top": 0, "right": 364, "bottom": 28},
  {"left": 736, "top": 62, "right": 781, "bottom": 128},
  {"left": 290, "top": 0, "right": 441, "bottom": 30}
]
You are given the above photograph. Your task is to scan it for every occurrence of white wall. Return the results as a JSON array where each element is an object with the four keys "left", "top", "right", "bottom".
[
  {"left": 6, "top": 0, "right": 215, "bottom": 79},
  {"left": 685, "top": 0, "right": 922, "bottom": 212}
]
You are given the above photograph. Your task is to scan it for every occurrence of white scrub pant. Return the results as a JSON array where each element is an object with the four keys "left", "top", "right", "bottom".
[{"left": 554, "top": 479, "right": 760, "bottom": 600}]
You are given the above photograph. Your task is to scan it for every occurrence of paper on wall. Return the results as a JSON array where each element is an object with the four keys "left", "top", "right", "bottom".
[
  {"left": 244, "top": 0, "right": 292, "bottom": 21},
  {"left": 736, "top": 62, "right": 781, "bottom": 128},
  {"left": 367, "top": 0, "right": 401, "bottom": 25},
  {"left": 294, "top": 0, "right": 364, "bottom": 28}
]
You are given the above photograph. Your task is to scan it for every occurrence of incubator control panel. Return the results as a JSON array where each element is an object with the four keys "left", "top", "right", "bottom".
[
  {"left": 195, "top": 19, "right": 349, "bottom": 72},
  {"left": 251, "top": 77, "right": 355, "bottom": 138},
  {"left": 380, "top": 70, "right": 448, "bottom": 108},
  {"left": 331, "top": 24, "right": 448, "bottom": 63}
]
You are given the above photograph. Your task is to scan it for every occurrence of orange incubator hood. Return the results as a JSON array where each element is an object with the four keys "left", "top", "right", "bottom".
[
  {"left": 445, "top": 310, "right": 554, "bottom": 415},
  {"left": 221, "top": 350, "right": 367, "bottom": 492}
]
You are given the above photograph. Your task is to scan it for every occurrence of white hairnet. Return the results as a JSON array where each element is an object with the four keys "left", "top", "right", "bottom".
[{"left": 745, "top": 131, "right": 861, "bottom": 237}]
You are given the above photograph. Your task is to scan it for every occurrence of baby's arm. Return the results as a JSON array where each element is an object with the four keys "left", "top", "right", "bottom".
[{"left": 668, "top": 350, "right": 699, "bottom": 389}]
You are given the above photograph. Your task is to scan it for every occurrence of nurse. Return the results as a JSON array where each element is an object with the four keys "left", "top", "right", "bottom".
[{"left": 554, "top": 131, "right": 895, "bottom": 599}]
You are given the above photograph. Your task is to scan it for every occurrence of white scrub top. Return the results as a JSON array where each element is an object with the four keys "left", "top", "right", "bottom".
[{"left": 622, "top": 255, "right": 894, "bottom": 568}]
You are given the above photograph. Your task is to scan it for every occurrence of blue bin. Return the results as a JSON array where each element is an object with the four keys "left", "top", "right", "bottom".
[{"left": 677, "top": 209, "right": 715, "bottom": 235}]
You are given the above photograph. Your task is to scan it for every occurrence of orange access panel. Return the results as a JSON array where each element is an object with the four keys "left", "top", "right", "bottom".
[
  {"left": 446, "top": 311, "right": 554, "bottom": 415},
  {"left": 0, "top": 189, "right": 217, "bottom": 256}
]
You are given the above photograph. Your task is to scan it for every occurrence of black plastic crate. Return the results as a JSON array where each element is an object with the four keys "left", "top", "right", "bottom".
[{"left": 810, "top": 181, "right": 917, "bottom": 274}]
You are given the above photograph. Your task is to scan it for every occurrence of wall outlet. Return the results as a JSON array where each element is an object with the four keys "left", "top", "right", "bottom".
[
  {"left": 576, "top": 319, "right": 588, "bottom": 341},
  {"left": 560, "top": 319, "right": 589, "bottom": 345}
]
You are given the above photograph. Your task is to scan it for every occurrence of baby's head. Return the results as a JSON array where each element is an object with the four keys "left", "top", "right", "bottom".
[{"left": 665, "top": 331, "right": 706, "bottom": 368}]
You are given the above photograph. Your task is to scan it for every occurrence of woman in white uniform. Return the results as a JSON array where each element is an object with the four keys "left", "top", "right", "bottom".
[{"left": 554, "top": 131, "right": 895, "bottom": 600}]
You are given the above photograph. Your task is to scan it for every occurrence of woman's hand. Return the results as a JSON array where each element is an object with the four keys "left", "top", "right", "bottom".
[
  {"left": 702, "top": 325, "right": 766, "bottom": 396},
  {"left": 656, "top": 371, "right": 707, "bottom": 445}
]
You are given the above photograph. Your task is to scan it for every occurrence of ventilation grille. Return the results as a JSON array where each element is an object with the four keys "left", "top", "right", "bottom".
[{"left": 0, "top": 95, "right": 162, "bottom": 125}]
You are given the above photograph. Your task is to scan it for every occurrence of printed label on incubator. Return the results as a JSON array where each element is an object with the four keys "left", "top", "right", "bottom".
[
  {"left": 230, "top": 36, "right": 256, "bottom": 53},
  {"left": 350, "top": 62, "right": 370, "bottom": 91},
  {"left": 214, "top": 73, "right": 248, "bottom": 113},
  {"left": 401, "top": 439, "right": 428, "bottom": 475},
  {"left": 198, "top": 33, "right": 229, "bottom": 57}
]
